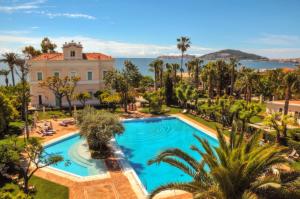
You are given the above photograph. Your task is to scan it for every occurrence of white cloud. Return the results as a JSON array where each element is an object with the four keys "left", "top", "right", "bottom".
[
  {"left": 251, "top": 34, "right": 300, "bottom": 46},
  {"left": 27, "top": 11, "right": 96, "bottom": 20},
  {"left": 0, "top": 34, "right": 213, "bottom": 57},
  {"left": 0, "top": 0, "right": 45, "bottom": 13}
]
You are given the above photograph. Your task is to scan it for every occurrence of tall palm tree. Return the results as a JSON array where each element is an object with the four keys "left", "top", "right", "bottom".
[
  {"left": 1, "top": 52, "right": 18, "bottom": 86},
  {"left": 0, "top": 69, "right": 10, "bottom": 86},
  {"left": 149, "top": 59, "right": 163, "bottom": 90},
  {"left": 215, "top": 60, "right": 226, "bottom": 97},
  {"left": 171, "top": 63, "right": 180, "bottom": 85},
  {"left": 229, "top": 57, "right": 238, "bottom": 96},
  {"left": 148, "top": 127, "right": 286, "bottom": 199},
  {"left": 235, "top": 67, "right": 257, "bottom": 103},
  {"left": 283, "top": 72, "right": 299, "bottom": 115},
  {"left": 201, "top": 62, "right": 216, "bottom": 99},
  {"left": 177, "top": 36, "right": 191, "bottom": 81},
  {"left": 281, "top": 72, "right": 299, "bottom": 137}
]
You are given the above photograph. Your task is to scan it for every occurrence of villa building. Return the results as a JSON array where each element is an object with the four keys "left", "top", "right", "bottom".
[
  {"left": 29, "top": 41, "right": 114, "bottom": 107},
  {"left": 266, "top": 100, "right": 300, "bottom": 124}
]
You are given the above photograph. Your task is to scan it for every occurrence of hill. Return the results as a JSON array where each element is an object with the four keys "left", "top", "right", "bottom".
[{"left": 200, "top": 49, "right": 268, "bottom": 60}]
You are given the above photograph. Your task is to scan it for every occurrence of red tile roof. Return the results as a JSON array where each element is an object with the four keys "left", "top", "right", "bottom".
[{"left": 31, "top": 53, "right": 112, "bottom": 61}]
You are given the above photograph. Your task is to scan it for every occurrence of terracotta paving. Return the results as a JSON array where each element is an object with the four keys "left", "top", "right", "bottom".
[{"left": 31, "top": 116, "right": 195, "bottom": 199}]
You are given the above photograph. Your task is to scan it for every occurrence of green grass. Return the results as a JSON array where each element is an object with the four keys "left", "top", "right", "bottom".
[
  {"left": 37, "top": 110, "right": 70, "bottom": 120},
  {"left": 184, "top": 113, "right": 230, "bottom": 136},
  {"left": 250, "top": 115, "right": 264, "bottom": 123},
  {"left": 0, "top": 176, "right": 69, "bottom": 199},
  {"left": 139, "top": 105, "right": 182, "bottom": 115},
  {"left": 30, "top": 176, "right": 69, "bottom": 199}
]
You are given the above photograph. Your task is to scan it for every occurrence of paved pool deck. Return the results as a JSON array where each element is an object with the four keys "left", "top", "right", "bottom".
[{"left": 31, "top": 114, "right": 217, "bottom": 199}]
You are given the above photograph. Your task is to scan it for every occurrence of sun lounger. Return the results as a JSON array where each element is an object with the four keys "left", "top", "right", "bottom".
[
  {"left": 182, "top": 109, "right": 188, "bottom": 114},
  {"left": 59, "top": 121, "right": 68, "bottom": 127},
  {"left": 288, "top": 148, "right": 300, "bottom": 159}
]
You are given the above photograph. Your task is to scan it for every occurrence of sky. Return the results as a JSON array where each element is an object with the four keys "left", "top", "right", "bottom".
[{"left": 0, "top": 0, "right": 300, "bottom": 58}]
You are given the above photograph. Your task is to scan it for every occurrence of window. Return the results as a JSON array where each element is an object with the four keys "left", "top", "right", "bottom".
[
  {"left": 103, "top": 71, "right": 108, "bottom": 80},
  {"left": 38, "top": 95, "right": 43, "bottom": 105},
  {"left": 53, "top": 72, "right": 60, "bottom": 78},
  {"left": 70, "top": 51, "right": 75, "bottom": 57},
  {"left": 70, "top": 71, "right": 77, "bottom": 77},
  {"left": 37, "top": 72, "right": 43, "bottom": 81},
  {"left": 87, "top": 71, "right": 93, "bottom": 80}
]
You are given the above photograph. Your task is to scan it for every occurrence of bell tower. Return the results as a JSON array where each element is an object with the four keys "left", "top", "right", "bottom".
[{"left": 62, "top": 41, "right": 83, "bottom": 60}]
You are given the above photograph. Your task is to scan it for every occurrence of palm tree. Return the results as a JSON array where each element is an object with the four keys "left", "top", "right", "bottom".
[
  {"left": 283, "top": 72, "right": 299, "bottom": 115},
  {"left": 1, "top": 52, "right": 18, "bottom": 86},
  {"left": 235, "top": 67, "right": 258, "bottom": 103},
  {"left": 177, "top": 36, "right": 191, "bottom": 81},
  {"left": 148, "top": 127, "right": 286, "bottom": 199},
  {"left": 0, "top": 69, "right": 10, "bottom": 86},
  {"left": 149, "top": 59, "right": 163, "bottom": 90},
  {"left": 281, "top": 72, "right": 299, "bottom": 137},
  {"left": 201, "top": 62, "right": 216, "bottom": 99},
  {"left": 229, "top": 57, "right": 238, "bottom": 96},
  {"left": 215, "top": 60, "right": 227, "bottom": 97},
  {"left": 171, "top": 63, "right": 180, "bottom": 85}
]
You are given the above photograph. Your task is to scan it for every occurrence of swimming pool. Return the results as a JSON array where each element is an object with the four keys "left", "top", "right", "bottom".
[
  {"left": 43, "top": 116, "right": 218, "bottom": 193},
  {"left": 116, "top": 117, "right": 219, "bottom": 192},
  {"left": 44, "top": 134, "right": 108, "bottom": 177}
]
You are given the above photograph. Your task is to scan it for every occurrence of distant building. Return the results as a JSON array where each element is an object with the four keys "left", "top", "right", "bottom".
[
  {"left": 29, "top": 41, "right": 114, "bottom": 107},
  {"left": 266, "top": 100, "right": 300, "bottom": 124}
]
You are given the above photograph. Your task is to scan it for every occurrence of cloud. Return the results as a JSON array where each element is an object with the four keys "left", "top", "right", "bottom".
[
  {"left": 251, "top": 34, "right": 300, "bottom": 46},
  {"left": 0, "top": 34, "right": 213, "bottom": 57},
  {"left": 25, "top": 10, "right": 96, "bottom": 20},
  {"left": 0, "top": 0, "right": 45, "bottom": 13}
]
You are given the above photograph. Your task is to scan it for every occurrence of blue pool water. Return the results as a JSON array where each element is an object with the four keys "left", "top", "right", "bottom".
[
  {"left": 43, "top": 117, "right": 219, "bottom": 192},
  {"left": 115, "top": 117, "right": 219, "bottom": 192},
  {"left": 44, "top": 134, "right": 89, "bottom": 176}
]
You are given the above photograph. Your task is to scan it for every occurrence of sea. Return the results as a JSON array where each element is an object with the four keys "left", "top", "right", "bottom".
[{"left": 0, "top": 58, "right": 298, "bottom": 85}]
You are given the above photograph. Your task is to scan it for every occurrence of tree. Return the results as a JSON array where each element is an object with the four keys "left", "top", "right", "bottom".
[
  {"left": 100, "top": 91, "right": 121, "bottom": 112},
  {"left": 229, "top": 57, "right": 238, "bottom": 96},
  {"left": 201, "top": 62, "right": 216, "bottom": 98},
  {"left": 191, "top": 58, "right": 203, "bottom": 88},
  {"left": 15, "top": 58, "right": 31, "bottom": 139},
  {"left": 235, "top": 67, "right": 258, "bottom": 103},
  {"left": 164, "top": 71, "right": 173, "bottom": 106},
  {"left": 230, "top": 100, "right": 261, "bottom": 133},
  {"left": 139, "top": 76, "right": 154, "bottom": 91},
  {"left": 215, "top": 60, "right": 227, "bottom": 97},
  {"left": 0, "top": 93, "right": 18, "bottom": 137},
  {"left": 19, "top": 138, "right": 63, "bottom": 193},
  {"left": 0, "top": 69, "right": 10, "bottom": 87},
  {"left": 22, "top": 45, "right": 41, "bottom": 57},
  {"left": 61, "top": 76, "right": 80, "bottom": 115},
  {"left": 264, "top": 113, "right": 294, "bottom": 142},
  {"left": 75, "top": 92, "right": 91, "bottom": 107},
  {"left": 149, "top": 59, "right": 163, "bottom": 90},
  {"left": 0, "top": 52, "right": 18, "bottom": 86},
  {"left": 148, "top": 128, "right": 286, "bottom": 199},
  {"left": 143, "top": 90, "right": 164, "bottom": 114},
  {"left": 175, "top": 83, "right": 197, "bottom": 109},
  {"left": 283, "top": 72, "right": 299, "bottom": 115},
  {"left": 0, "top": 139, "right": 20, "bottom": 179},
  {"left": 123, "top": 60, "right": 142, "bottom": 88},
  {"left": 105, "top": 62, "right": 141, "bottom": 112},
  {"left": 166, "top": 63, "right": 180, "bottom": 86},
  {"left": 177, "top": 36, "right": 191, "bottom": 81},
  {"left": 104, "top": 70, "right": 129, "bottom": 112},
  {"left": 40, "top": 37, "right": 57, "bottom": 53},
  {"left": 39, "top": 76, "right": 68, "bottom": 109},
  {"left": 77, "top": 107, "right": 124, "bottom": 158}
]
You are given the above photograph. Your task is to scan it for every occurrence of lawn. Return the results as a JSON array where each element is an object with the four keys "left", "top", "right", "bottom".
[
  {"left": 0, "top": 176, "right": 69, "bottom": 199},
  {"left": 37, "top": 110, "right": 70, "bottom": 120}
]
